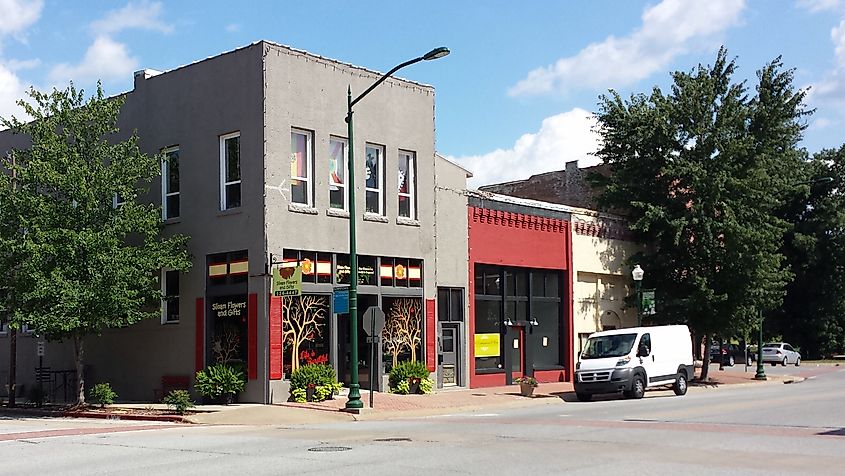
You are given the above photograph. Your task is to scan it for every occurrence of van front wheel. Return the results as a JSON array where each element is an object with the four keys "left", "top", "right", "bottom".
[
  {"left": 673, "top": 372, "right": 688, "bottom": 396},
  {"left": 629, "top": 375, "right": 645, "bottom": 399}
]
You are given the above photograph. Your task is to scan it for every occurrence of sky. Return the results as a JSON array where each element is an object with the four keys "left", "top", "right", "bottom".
[{"left": 2, "top": 0, "right": 845, "bottom": 187}]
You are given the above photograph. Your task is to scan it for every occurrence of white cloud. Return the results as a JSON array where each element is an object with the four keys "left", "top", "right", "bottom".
[
  {"left": 0, "top": 0, "right": 43, "bottom": 41},
  {"left": 90, "top": 1, "right": 173, "bottom": 35},
  {"left": 49, "top": 35, "right": 139, "bottom": 84},
  {"left": 449, "top": 108, "right": 601, "bottom": 188},
  {"left": 508, "top": 0, "right": 745, "bottom": 96},
  {"left": 806, "top": 18, "right": 845, "bottom": 106},
  {"left": 0, "top": 61, "right": 30, "bottom": 120},
  {"left": 225, "top": 23, "right": 241, "bottom": 33},
  {"left": 796, "top": 0, "right": 844, "bottom": 12}
]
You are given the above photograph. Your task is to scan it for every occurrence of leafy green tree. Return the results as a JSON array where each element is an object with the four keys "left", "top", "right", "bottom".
[
  {"left": 591, "top": 48, "right": 809, "bottom": 380},
  {"left": 0, "top": 84, "right": 191, "bottom": 404},
  {"left": 775, "top": 149, "right": 845, "bottom": 358}
]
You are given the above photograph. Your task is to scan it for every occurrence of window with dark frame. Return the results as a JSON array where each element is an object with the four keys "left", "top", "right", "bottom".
[
  {"left": 163, "top": 270, "right": 180, "bottom": 323},
  {"left": 162, "top": 146, "right": 180, "bottom": 219},
  {"left": 437, "top": 287, "right": 464, "bottom": 322},
  {"left": 220, "top": 132, "right": 241, "bottom": 210},
  {"left": 290, "top": 129, "right": 313, "bottom": 206}
]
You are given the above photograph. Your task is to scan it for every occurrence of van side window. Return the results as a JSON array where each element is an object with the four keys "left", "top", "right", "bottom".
[{"left": 638, "top": 333, "right": 651, "bottom": 356}]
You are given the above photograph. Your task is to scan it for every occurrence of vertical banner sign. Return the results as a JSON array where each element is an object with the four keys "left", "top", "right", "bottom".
[
  {"left": 333, "top": 286, "right": 349, "bottom": 314},
  {"left": 272, "top": 265, "right": 302, "bottom": 297},
  {"left": 426, "top": 299, "right": 436, "bottom": 372},
  {"left": 642, "top": 290, "right": 656, "bottom": 315}
]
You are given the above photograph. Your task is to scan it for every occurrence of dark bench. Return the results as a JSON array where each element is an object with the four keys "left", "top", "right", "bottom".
[{"left": 153, "top": 375, "right": 190, "bottom": 401}]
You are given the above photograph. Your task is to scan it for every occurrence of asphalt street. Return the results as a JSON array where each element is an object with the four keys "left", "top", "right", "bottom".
[{"left": 3, "top": 367, "right": 845, "bottom": 475}]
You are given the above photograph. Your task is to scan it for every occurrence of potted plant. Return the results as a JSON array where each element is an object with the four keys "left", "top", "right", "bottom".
[
  {"left": 195, "top": 363, "right": 246, "bottom": 405},
  {"left": 388, "top": 361, "right": 431, "bottom": 394},
  {"left": 514, "top": 376, "right": 538, "bottom": 397},
  {"left": 289, "top": 364, "right": 342, "bottom": 403}
]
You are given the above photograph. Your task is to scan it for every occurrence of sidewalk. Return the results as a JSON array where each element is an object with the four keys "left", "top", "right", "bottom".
[{"left": 2, "top": 371, "right": 796, "bottom": 426}]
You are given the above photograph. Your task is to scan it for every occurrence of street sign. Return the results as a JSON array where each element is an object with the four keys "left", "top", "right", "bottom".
[
  {"left": 366, "top": 336, "right": 380, "bottom": 344},
  {"left": 36, "top": 340, "right": 45, "bottom": 357},
  {"left": 642, "top": 289, "right": 656, "bottom": 315},
  {"left": 362, "top": 306, "right": 385, "bottom": 336},
  {"left": 333, "top": 286, "right": 349, "bottom": 314}
]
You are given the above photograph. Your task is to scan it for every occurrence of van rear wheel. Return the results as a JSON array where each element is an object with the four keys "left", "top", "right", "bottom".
[
  {"left": 576, "top": 392, "right": 592, "bottom": 402},
  {"left": 673, "top": 372, "right": 688, "bottom": 396}
]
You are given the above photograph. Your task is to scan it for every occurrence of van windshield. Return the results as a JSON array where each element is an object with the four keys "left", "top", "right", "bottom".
[{"left": 581, "top": 333, "right": 638, "bottom": 359}]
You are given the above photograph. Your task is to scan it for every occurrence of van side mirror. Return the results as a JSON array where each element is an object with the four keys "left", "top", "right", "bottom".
[{"left": 637, "top": 344, "right": 650, "bottom": 357}]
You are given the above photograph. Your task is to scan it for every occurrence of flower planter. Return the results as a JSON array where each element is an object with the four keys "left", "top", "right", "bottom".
[
  {"left": 519, "top": 382, "right": 535, "bottom": 397},
  {"left": 305, "top": 385, "right": 316, "bottom": 402},
  {"left": 408, "top": 378, "right": 422, "bottom": 394}
]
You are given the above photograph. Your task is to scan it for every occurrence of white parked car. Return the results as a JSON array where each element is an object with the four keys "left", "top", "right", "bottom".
[{"left": 761, "top": 343, "right": 801, "bottom": 366}]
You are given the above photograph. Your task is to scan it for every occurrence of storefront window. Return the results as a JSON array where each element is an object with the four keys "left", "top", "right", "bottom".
[
  {"left": 474, "top": 299, "right": 502, "bottom": 371},
  {"left": 381, "top": 296, "right": 423, "bottom": 371},
  {"left": 283, "top": 294, "right": 330, "bottom": 376},
  {"left": 210, "top": 294, "right": 249, "bottom": 370}
]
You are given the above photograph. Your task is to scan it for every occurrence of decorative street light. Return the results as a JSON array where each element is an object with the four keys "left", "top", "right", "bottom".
[
  {"left": 344, "top": 47, "right": 450, "bottom": 410},
  {"left": 632, "top": 264, "right": 644, "bottom": 327},
  {"left": 755, "top": 175, "right": 834, "bottom": 381}
]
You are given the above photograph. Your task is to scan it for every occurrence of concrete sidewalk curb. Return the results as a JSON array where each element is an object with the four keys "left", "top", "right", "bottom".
[{"left": 61, "top": 411, "right": 191, "bottom": 423}]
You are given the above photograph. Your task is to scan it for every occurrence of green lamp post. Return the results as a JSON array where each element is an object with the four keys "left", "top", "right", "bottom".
[
  {"left": 344, "top": 47, "right": 450, "bottom": 410},
  {"left": 632, "top": 264, "right": 644, "bottom": 327}
]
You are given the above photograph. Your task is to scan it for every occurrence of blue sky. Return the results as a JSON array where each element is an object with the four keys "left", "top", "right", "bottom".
[{"left": 2, "top": 0, "right": 845, "bottom": 186}]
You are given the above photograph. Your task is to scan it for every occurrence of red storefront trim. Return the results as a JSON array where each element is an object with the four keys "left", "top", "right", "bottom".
[
  {"left": 425, "top": 299, "right": 436, "bottom": 372},
  {"left": 269, "top": 296, "right": 283, "bottom": 380}
]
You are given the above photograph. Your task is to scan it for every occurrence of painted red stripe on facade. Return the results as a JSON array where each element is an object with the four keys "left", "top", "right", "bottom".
[
  {"left": 248, "top": 293, "right": 258, "bottom": 380},
  {"left": 269, "top": 296, "right": 283, "bottom": 380},
  {"left": 565, "top": 221, "right": 575, "bottom": 383},
  {"left": 195, "top": 298, "right": 204, "bottom": 372},
  {"left": 425, "top": 298, "right": 436, "bottom": 372}
]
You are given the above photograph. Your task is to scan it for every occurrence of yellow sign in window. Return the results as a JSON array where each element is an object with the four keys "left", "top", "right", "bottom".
[{"left": 474, "top": 333, "right": 501, "bottom": 358}]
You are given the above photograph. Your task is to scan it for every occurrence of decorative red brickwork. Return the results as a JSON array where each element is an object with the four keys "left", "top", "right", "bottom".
[{"left": 470, "top": 207, "right": 567, "bottom": 233}]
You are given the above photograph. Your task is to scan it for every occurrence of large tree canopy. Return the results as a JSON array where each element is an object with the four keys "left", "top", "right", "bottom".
[
  {"left": 591, "top": 48, "right": 810, "bottom": 379},
  {"left": 775, "top": 148, "right": 845, "bottom": 358},
  {"left": 0, "top": 84, "right": 191, "bottom": 404}
]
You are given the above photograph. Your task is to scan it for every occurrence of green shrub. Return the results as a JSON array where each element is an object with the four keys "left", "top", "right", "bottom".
[
  {"left": 289, "top": 364, "right": 341, "bottom": 403},
  {"left": 89, "top": 383, "right": 117, "bottom": 408},
  {"left": 163, "top": 389, "right": 195, "bottom": 415},
  {"left": 195, "top": 364, "right": 246, "bottom": 400},
  {"left": 388, "top": 360, "right": 430, "bottom": 391},
  {"left": 290, "top": 364, "right": 337, "bottom": 389},
  {"left": 391, "top": 379, "right": 411, "bottom": 394},
  {"left": 419, "top": 377, "right": 434, "bottom": 394}
]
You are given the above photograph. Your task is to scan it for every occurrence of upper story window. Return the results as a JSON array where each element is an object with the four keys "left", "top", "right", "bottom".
[
  {"left": 365, "top": 144, "right": 384, "bottom": 215},
  {"left": 329, "top": 137, "right": 347, "bottom": 210},
  {"left": 220, "top": 132, "right": 241, "bottom": 210},
  {"left": 290, "top": 129, "right": 313, "bottom": 206},
  {"left": 162, "top": 146, "right": 180, "bottom": 219},
  {"left": 398, "top": 150, "right": 416, "bottom": 219},
  {"left": 162, "top": 270, "right": 180, "bottom": 324}
]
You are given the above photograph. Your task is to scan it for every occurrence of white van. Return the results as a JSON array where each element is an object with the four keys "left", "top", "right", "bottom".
[{"left": 574, "top": 325, "right": 694, "bottom": 402}]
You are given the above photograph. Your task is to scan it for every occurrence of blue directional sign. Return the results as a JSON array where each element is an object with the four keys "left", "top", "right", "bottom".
[{"left": 333, "top": 286, "right": 349, "bottom": 314}]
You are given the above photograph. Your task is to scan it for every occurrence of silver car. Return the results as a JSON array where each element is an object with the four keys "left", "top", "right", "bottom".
[{"left": 761, "top": 342, "right": 801, "bottom": 366}]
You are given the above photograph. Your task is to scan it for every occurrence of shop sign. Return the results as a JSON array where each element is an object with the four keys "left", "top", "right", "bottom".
[
  {"left": 474, "top": 333, "right": 501, "bottom": 358},
  {"left": 272, "top": 265, "right": 302, "bottom": 297},
  {"left": 642, "top": 289, "right": 656, "bottom": 315},
  {"left": 212, "top": 298, "right": 248, "bottom": 318},
  {"left": 333, "top": 286, "right": 349, "bottom": 314}
]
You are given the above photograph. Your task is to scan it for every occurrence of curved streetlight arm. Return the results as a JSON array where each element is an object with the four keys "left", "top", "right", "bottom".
[{"left": 349, "top": 56, "right": 424, "bottom": 110}]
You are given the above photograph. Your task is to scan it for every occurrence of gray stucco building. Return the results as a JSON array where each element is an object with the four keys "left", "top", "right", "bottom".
[{"left": 0, "top": 41, "right": 470, "bottom": 404}]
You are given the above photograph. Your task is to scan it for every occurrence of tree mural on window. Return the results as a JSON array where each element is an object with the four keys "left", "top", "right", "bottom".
[
  {"left": 383, "top": 297, "right": 422, "bottom": 363},
  {"left": 283, "top": 295, "right": 328, "bottom": 373},
  {"left": 212, "top": 327, "right": 240, "bottom": 364}
]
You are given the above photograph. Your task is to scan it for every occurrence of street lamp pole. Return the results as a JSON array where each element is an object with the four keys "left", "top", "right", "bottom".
[
  {"left": 344, "top": 47, "right": 449, "bottom": 410},
  {"left": 632, "top": 264, "right": 644, "bottom": 327},
  {"left": 752, "top": 176, "right": 833, "bottom": 382},
  {"left": 755, "top": 309, "right": 766, "bottom": 380}
]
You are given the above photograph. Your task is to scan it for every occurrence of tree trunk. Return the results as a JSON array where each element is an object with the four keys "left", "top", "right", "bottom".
[
  {"left": 700, "top": 335, "right": 711, "bottom": 381},
  {"left": 74, "top": 336, "right": 85, "bottom": 405},
  {"left": 290, "top": 345, "right": 298, "bottom": 373},
  {"left": 392, "top": 351, "right": 398, "bottom": 367},
  {"left": 7, "top": 328, "right": 16, "bottom": 407}
]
